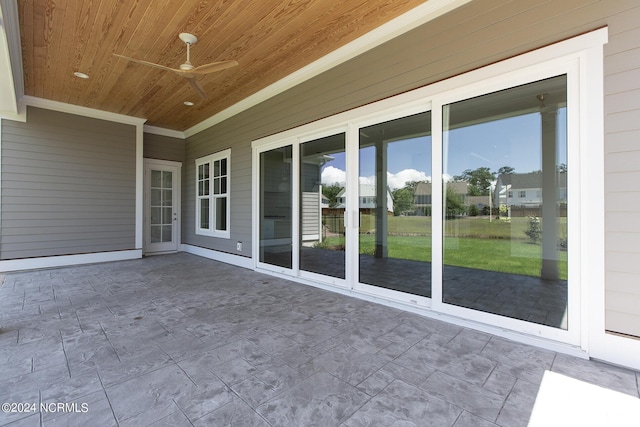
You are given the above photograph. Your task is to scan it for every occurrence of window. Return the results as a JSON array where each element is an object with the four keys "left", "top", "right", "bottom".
[
  {"left": 519, "top": 190, "right": 527, "bottom": 198},
  {"left": 196, "top": 149, "right": 230, "bottom": 238}
]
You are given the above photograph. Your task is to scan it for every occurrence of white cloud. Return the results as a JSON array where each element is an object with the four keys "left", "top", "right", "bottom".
[
  {"left": 386, "top": 169, "right": 429, "bottom": 190},
  {"left": 359, "top": 175, "right": 375, "bottom": 185},
  {"left": 324, "top": 167, "right": 433, "bottom": 189},
  {"left": 321, "top": 166, "right": 346, "bottom": 185}
]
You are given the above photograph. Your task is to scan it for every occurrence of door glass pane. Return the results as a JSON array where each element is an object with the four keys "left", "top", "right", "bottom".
[
  {"left": 162, "top": 207, "right": 172, "bottom": 225},
  {"left": 442, "top": 75, "right": 568, "bottom": 329},
  {"left": 300, "top": 133, "right": 346, "bottom": 279},
  {"left": 358, "top": 112, "right": 432, "bottom": 297},
  {"left": 162, "top": 171, "right": 173, "bottom": 188},
  {"left": 150, "top": 225, "right": 161, "bottom": 243},
  {"left": 150, "top": 207, "right": 161, "bottom": 225},
  {"left": 259, "top": 146, "right": 292, "bottom": 268},
  {"left": 151, "top": 189, "right": 161, "bottom": 206},
  {"left": 151, "top": 170, "right": 162, "bottom": 187},
  {"left": 162, "top": 190, "right": 171, "bottom": 206},
  {"left": 162, "top": 225, "right": 172, "bottom": 242}
]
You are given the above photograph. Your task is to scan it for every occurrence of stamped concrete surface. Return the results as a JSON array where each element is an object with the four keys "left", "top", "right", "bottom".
[{"left": 0, "top": 253, "right": 638, "bottom": 426}]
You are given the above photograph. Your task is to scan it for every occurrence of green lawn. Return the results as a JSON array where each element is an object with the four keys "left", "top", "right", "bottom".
[{"left": 323, "top": 215, "right": 568, "bottom": 279}]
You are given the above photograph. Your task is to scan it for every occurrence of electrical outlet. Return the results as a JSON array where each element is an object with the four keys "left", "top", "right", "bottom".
[{"left": 236, "top": 241, "right": 242, "bottom": 251}]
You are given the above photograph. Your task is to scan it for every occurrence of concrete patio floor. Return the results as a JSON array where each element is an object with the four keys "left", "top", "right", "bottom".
[{"left": 0, "top": 252, "right": 638, "bottom": 426}]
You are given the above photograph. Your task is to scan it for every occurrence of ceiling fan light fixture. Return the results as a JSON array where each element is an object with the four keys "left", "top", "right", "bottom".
[
  {"left": 184, "top": 101, "right": 194, "bottom": 106},
  {"left": 73, "top": 71, "right": 90, "bottom": 79},
  {"left": 113, "top": 32, "right": 238, "bottom": 100}
]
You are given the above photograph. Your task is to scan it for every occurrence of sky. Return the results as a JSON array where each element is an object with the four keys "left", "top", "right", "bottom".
[{"left": 320, "top": 109, "right": 567, "bottom": 190}]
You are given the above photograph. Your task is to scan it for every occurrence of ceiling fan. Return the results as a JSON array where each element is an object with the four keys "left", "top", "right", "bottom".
[{"left": 113, "top": 33, "right": 238, "bottom": 100}]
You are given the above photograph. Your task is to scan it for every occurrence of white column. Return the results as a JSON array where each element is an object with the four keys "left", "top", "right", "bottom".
[
  {"left": 540, "top": 108, "right": 559, "bottom": 280},
  {"left": 375, "top": 139, "right": 388, "bottom": 258}
]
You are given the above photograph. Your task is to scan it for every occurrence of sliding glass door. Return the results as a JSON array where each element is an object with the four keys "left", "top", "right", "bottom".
[
  {"left": 259, "top": 146, "right": 293, "bottom": 270},
  {"left": 253, "top": 35, "right": 594, "bottom": 346},
  {"left": 299, "top": 133, "right": 346, "bottom": 280},
  {"left": 441, "top": 75, "right": 569, "bottom": 329},
  {"left": 357, "top": 112, "right": 432, "bottom": 297}
]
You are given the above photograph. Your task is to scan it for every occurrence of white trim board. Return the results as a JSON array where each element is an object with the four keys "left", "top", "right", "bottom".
[
  {"left": 0, "top": 250, "right": 142, "bottom": 273},
  {"left": 181, "top": 244, "right": 253, "bottom": 269},
  {"left": 135, "top": 125, "right": 144, "bottom": 250},
  {"left": 21, "top": 95, "right": 146, "bottom": 126},
  {"left": 143, "top": 125, "right": 186, "bottom": 139},
  {"left": 183, "top": 0, "right": 472, "bottom": 138}
]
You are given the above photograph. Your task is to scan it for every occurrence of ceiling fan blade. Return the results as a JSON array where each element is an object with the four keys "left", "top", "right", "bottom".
[
  {"left": 191, "top": 60, "right": 239, "bottom": 74},
  {"left": 187, "top": 77, "right": 207, "bottom": 99},
  {"left": 113, "top": 54, "right": 176, "bottom": 73}
]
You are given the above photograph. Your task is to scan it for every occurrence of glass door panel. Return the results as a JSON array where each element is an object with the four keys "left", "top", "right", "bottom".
[
  {"left": 150, "top": 170, "right": 173, "bottom": 243},
  {"left": 442, "top": 75, "right": 568, "bottom": 329},
  {"left": 299, "top": 133, "right": 346, "bottom": 279},
  {"left": 145, "top": 161, "right": 179, "bottom": 254},
  {"left": 259, "top": 146, "right": 293, "bottom": 269},
  {"left": 358, "top": 112, "right": 432, "bottom": 297}
]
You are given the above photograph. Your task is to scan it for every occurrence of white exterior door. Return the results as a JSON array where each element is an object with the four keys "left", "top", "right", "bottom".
[{"left": 144, "top": 159, "right": 181, "bottom": 254}]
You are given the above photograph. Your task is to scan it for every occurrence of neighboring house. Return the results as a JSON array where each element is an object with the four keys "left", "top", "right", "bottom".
[
  {"left": 494, "top": 172, "right": 568, "bottom": 209},
  {"left": 414, "top": 181, "right": 469, "bottom": 215},
  {"left": 335, "top": 184, "right": 394, "bottom": 212},
  {"left": 1, "top": 1, "right": 640, "bottom": 371}
]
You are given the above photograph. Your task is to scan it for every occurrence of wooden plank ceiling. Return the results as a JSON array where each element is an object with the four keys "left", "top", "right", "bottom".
[{"left": 19, "top": 0, "right": 428, "bottom": 132}]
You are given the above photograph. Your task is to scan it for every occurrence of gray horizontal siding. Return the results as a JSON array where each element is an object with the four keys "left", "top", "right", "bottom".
[
  {"left": 143, "top": 133, "right": 186, "bottom": 163},
  {"left": 603, "top": 3, "right": 640, "bottom": 337},
  {"left": 183, "top": 0, "right": 640, "bottom": 336},
  {"left": 1, "top": 106, "right": 136, "bottom": 260}
]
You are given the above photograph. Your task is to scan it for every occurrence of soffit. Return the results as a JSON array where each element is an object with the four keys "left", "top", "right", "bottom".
[{"left": 18, "top": 0, "right": 432, "bottom": 131}]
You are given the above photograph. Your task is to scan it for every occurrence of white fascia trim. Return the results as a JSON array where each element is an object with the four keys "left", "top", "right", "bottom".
[
  {"left": 21, "top": 95, "right": 146, "bottom": 126},
  {"left": 183, "top": 0, "right": 472, "bottom": 138},
  {"left": 180, "top": 244, "right": 253, "bottom": 269},
  {"left": 143, "top": 125, "right": 186, "bottom": 139},
  {"left": 0, "top": 250, "right": 142, "bottom": 273}
]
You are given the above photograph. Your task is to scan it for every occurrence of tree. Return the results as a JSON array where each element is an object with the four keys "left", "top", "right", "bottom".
[
  {"left": 453, "top": 167, "right": 495, "bottom": 196},
  {"left": 322, "top": 183, "right": 343, "bottom": 208},
  {"left": 445, "top": 191, "right": 466, "bottom": 218},
  {"left": 391, "top": 187, "right": 415, "bottom": 216},
  {"left": 497, "top": 166, "right": 515, "bottom": 175},
  {"left": 404, "top": 180, "right": 430, "bottom": 193}
]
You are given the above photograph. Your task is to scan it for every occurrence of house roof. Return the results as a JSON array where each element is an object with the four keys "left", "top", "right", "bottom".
[
  {"left": 0, "top": 0, "right": 469, "bottom": 134},
  {"left": 497, "top": 172, "right": 567, "bottom": 188},
  {"left": 414, "top": 181, "right": 468, "bottom": 196}
]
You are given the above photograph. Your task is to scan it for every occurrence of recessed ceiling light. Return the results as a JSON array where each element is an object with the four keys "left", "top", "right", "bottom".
[
  {"left": 73, "top": 71, "right": 90, "bottom": 79},
  {"left": 184, "top": 101, "right": 194, "bottom": 106}
]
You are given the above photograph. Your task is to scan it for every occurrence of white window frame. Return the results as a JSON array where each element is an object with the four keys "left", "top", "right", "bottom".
[{"left": 195, "top": 149, "right": 231, "bottom": 238}]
